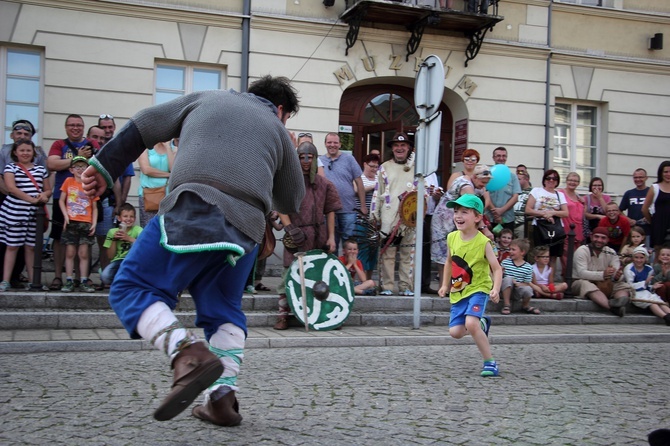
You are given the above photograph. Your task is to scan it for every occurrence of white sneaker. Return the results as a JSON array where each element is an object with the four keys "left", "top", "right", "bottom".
[
  {"left": 399, "top": 290, "right": 414, "bottom": 296},
  {"left": 379, "top": 290, "right": 393, "bottom": 296}
]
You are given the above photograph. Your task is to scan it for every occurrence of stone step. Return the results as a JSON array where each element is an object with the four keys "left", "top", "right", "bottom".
[
  {"left": 1, "top": 291, "right": 660, "bottom": 330},
  {"left": 0, "top": 309, "right": 660, "bottom": 330}
]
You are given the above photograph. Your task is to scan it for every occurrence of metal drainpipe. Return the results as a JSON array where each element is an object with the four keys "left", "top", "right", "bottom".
[
  {"left": 241, "top": 0, "right": 251, "bottom": 92},
  {"left": 543, "top": 1, "right": 553, "bottom": 171}
]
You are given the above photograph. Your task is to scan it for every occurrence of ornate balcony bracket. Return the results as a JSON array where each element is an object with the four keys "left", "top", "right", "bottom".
[
  {"left": 406, "top": 13, "right": 440, "bottom": 62},
  {"left": 464, "top": 25, "right": 490, "bottom": 67},
  {"left": 345, "top": 4, "right": 368, "bottom": 56},
  {"left": 341, "top": 1, "right": 503, "bottom": 64}
]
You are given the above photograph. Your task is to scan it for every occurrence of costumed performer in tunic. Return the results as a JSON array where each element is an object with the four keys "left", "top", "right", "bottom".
[
  {"left": 274, "top": 142, "right": 342, "bottom": 330},
  {"left": 81, "top": 75, "right": 304, "bottom": 427}
]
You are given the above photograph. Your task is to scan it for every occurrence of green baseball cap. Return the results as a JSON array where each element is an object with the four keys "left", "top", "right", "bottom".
[
  {"left": 446, "top": 194, "right": 484, "bottom": 214},
  {"left": 70, "top": 156, "right": 89, "bottom": 166}
]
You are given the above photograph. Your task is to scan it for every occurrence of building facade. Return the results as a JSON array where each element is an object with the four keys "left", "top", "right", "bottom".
[{"left": 1, "top": 0, "right": 669, "bottom": 197}]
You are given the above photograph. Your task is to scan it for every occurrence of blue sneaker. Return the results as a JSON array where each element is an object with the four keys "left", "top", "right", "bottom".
[
  {"left": 481, "top": 360, "right": 499, "bottom": 377},
  {"left": 480, "top": 315, "right": 491, "bottom": 337}
]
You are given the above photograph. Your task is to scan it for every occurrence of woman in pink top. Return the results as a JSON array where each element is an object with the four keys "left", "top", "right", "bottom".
[{"left": 558, "top": 171, "right": 586, "bottom": 275}]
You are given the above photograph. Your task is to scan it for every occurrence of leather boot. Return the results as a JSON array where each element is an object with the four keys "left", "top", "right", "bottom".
[
  {"left": 192, "top": 390, "right": 243, "bottom": 427},
  {"left": 153, "top": 342, "right": 223, "bottom": 421},
  {"left": 273, "top": 316, "right": 288, "bottom": 330}
]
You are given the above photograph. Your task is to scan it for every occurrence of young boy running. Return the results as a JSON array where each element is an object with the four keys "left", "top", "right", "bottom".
[{"left": 438, "top": 194, "right": 502, "bottom": 377}]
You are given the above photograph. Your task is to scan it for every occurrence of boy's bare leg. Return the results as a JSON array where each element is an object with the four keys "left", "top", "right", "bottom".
[{"left": 466, "top": 315, "right": 492, "bottom": 360}]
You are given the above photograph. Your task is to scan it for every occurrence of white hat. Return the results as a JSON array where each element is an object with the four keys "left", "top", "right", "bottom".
[{"left": 632, "top": 245, "right": 648, "bottom": 258}]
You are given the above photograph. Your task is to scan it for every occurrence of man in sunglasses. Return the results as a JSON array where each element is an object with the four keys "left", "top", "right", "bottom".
[
  {"left": 0, "top": 120, "right": 49, "bottom": 287},
  {"left": 81, "top": 75, "right": 304, "bottom": 427}
]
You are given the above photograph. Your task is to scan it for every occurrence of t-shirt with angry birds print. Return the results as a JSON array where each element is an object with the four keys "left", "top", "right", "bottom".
[{"left": 446, "top": 230, "right": 494, "bottom": 305}]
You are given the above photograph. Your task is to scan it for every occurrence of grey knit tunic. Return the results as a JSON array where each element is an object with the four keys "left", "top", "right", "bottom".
[{"left": 92, "top": 89, "right": 304, "bottom": 249}]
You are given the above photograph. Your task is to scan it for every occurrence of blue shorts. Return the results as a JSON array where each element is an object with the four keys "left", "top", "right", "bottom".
[
  {"left": 449, "top": 292, "right": 489, "bottom": 328},
  {"left": 109, "top": 217, "right": 257, "bottom": 340}
]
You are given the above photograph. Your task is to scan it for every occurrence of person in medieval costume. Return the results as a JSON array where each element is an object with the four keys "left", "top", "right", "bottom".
[
  {"left": 81, "top": 75, "right": 304, "bottom": 426},
  {"left": 371, "top": 132, "right": 418, "bottom": 296},
  {"left": 274, "top": 141, "right": 342, "bottom": 330}
]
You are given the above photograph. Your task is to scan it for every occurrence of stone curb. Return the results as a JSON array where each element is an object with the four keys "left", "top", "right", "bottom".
[{"left": 3, "top": 331, "right": 669, "bottom": 354}]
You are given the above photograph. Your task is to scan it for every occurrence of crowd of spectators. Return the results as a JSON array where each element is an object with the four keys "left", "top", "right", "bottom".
[{"left": 1, "top": 116, "right": 669, "bottom": 326}]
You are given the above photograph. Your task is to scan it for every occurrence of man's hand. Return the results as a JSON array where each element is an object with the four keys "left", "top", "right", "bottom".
[
  {"left": 285, "top": 224, "right": 306, "bottom": 246},
  {"left": 81, "top": 166, "right": 106, "bottom": 198}
]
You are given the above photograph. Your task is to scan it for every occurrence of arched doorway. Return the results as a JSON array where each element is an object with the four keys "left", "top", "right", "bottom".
[{"left": 339, "top": 84, "right": 453, "bottom": 184}]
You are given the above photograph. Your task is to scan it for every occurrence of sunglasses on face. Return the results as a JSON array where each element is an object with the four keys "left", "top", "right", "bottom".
[
  {"left": 298, "top": 132, "right": 312, "bottom": 138},
  {"left": 99, "top": 114, "right": 114, "bottom": 120},
  {"left": 516, "top": 170, "right": 526, "bottom": 174},
  {"left": 545, "top": 177, "right": 559, "bottom": 181},
  {"left": 463, "top": 157, "right": 478, "bottom": 162},
  {"left": 13, "top": 124, "right": 32, "bottom": 133}
]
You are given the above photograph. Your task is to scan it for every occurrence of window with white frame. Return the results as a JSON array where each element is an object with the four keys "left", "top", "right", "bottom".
[
  {"left": 155, "top": 64, "right": 223, "bottom": 105},
  {"left": 2, "top": 48, "right": 42, "bottom": 144},
  {"left": 553, "top": 102, "right": 599, "bottom": 186}
]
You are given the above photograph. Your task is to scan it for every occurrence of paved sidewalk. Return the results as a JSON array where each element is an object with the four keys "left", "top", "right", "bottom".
[{"left": 2, "top": 324, "right": 669, "bottom": 354}]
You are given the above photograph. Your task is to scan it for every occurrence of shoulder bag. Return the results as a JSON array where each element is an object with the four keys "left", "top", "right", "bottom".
[
  {"left": 535, "top": 191, "right": 566, "bottom": 246},
  {"left": 16, "top": 164, "right": 50, "bottom": 232},
  {"left": 143, "top": 185, "right": 166, "bottom": 212}
]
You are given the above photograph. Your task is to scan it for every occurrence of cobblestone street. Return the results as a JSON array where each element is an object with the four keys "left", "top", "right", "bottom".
[{"left": 2, "top": 343, "right": 668, "bottom": 445}]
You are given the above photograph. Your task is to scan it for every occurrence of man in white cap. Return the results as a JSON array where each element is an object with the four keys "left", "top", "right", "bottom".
[{"left": 372, "top": 132, "right": 417, "bottom": 296}]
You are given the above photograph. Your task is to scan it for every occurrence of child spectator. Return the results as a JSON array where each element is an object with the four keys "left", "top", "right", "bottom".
[
  {"left": 438, "top": 194, "right": 502, "bottom": 377},
  {"left": 496, "top": 228, "right": 513, "bottom": 263},
  {"left": 0, "top": 140, "right": 52, "bottom": 291},
  {"left": 624, "top": 246, "right": 670, "bottom": 325},
  {"left": 530, "top": 245, "right": 568, "bottom": 300},
  {"left": 598, "top": 201, "right": 631, "bottom": 253},
  {"left": 619, "top": 225, "right": 646, "bottom": 267},
  {"left": 58, "top": 156, "right": 99, "bottom": 292},
  {"left": 339, "top": 239, "right": 376, "bottom": 295},
  {"left": 500, "top": 238, "right": 540, "bottom": 314},
  {"left": 101, "top": 203, "right": 142, "bottom": 285},
  {"left": 650, "top": 245, "right": 670, "bottom": 304}
]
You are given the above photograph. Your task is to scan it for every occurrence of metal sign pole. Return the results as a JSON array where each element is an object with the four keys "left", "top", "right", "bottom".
[{"left": 413, "top": 174, "right": 425, "bottom": 329}]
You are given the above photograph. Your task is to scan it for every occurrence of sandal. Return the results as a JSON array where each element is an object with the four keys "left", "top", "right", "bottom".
[
  {"left": 501, "top": 306, "right": 511, "bottom": 315},
  {"left": 549, "top": 292, "right": 564, "bottom": 300},
  {"left": 49, "top": 277, "right": 63, "bottom": 291},
  {"left": 255, "top": 283, "right": 271, "bottom": 292},
  {"left": 522, "top": 306, "right": 541, "bottom": 315}
]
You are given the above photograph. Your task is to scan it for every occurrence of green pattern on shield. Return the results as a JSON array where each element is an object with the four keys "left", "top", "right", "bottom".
[{"left": 285, "top": 250, "right": 355, "bottom": 331}]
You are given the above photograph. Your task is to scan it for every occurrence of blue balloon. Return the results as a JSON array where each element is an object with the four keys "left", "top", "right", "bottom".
[{"left": 486, "top": 164, "right": 511, "bottom": 192}]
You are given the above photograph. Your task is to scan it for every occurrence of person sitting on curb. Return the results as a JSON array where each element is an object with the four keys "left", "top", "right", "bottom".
[
  {"left": 500, "top": 238, "right": 539, "bottom": 315},
  {"left": 530, "top": 245, "right": 568, "bottom": 300},
  {"left": 571, "top": 226, "right": 633, "bottom": 317}
]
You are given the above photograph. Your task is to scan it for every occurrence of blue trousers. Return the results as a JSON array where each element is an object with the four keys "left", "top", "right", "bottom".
[{"left": 109, "top": 218, "right": 257, "bottom": 340}]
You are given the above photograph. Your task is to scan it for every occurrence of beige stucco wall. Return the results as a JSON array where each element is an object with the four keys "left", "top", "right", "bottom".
[{"left": 1, "top": 0, "right": 669, "bottom": 199}]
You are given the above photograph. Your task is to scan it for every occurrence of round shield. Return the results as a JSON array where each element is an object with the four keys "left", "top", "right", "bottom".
[
  {"left": 399, "top": 190, "right": 427, "bottom": 228},
  {"left": 285, "top": 250, "right": 355, "bottom": 331}
]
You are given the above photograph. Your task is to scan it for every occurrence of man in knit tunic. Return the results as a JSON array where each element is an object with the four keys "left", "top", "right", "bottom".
[
  {"left": 371, "top": 132, "right": 417, "bottom": 296},
  {"left": 274, "top": 142, "right": 342, "bottom": 329},
  {"left": 81, "top": 76, "right": 304, "bottom": 426}
]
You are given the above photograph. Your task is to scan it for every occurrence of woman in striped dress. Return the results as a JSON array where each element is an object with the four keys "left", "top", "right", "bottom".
[{"left": 0, "top": 139, "right": 51, "bottom": 290}]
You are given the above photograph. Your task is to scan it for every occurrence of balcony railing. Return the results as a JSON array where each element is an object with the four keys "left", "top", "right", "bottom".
[{"left": 341, "top": 0, "right": 503, "bottom": 66}]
